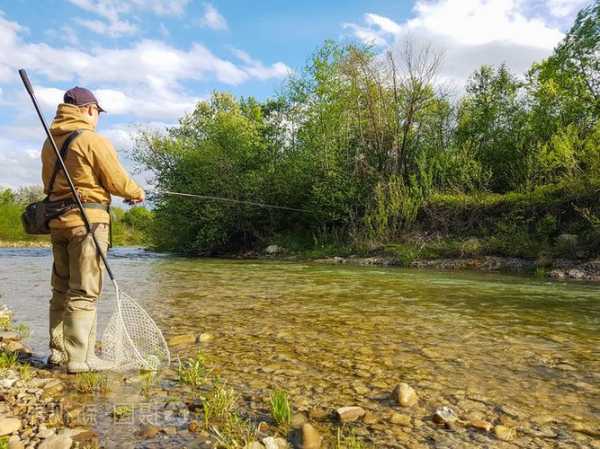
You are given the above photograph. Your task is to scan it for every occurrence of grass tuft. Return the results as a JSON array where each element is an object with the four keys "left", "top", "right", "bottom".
[
  {"left": 75, "top": 372, "right": 110, "bottom": 394},
  {"left": 270, "top": 389, "right": 292, "bottom": 428},
  {"left": 336, "top": 427, "right": 370, "bottom": 449},
  {"left": 0, "top": 351, "right": 18, "bottom": 370},
  {"left": 177, "top": 351, "right": 207, "bottom": 387}
]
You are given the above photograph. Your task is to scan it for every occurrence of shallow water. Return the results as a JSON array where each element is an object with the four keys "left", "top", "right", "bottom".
[{"left": 1, "top": 247, "right": 599, "bottom": 448}]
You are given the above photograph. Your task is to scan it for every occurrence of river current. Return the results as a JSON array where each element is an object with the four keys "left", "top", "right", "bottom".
[{"left": 0, "top": 247, "right": 598, "bottom": 448}]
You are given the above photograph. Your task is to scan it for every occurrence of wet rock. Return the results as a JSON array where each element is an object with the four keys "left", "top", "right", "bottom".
[
  {"left": 137, "top": 424, "right": 161, "bottom": 439},
  {"left": 7, "top": 435, "right": 24, "bottom": 449},
  {"left": 0, "top": 378, "right": 17, "bottom": 389},
  {"left": 0, "top": 331, "right": 19, "bottom": 341},
  {"left": 262, "top": 436, "right": 288, "bottom": 449},
  {"left": 392, "top": 383, "right": 418, "bottom": 407},
  {"left": 167, "top": 334, "right": 196, "bottom": 347},
  {"left": 5, "top": 341, "right": 31, "bottom": 355},
  {"left": 469, "top": 419, "right": 492, "bottom": 432},
  {"left": 38, "top": 434, "right": 73, "bottom": 449},
  {"left": 335, "top": 406, "right": 366, "bottom": 423},
  {"left": 300, "top": 423, "right": 322, "bottom": 449},
  {"left": 567, "top": 269, "right": 585, "bottom": 280},
  {"left": 0, "top": 417, "right": 22, "bottom": 436},
  {"left": 199, "top": 333, "right": 213, "bottom": 343},
  {"left": 390, "top": 413, "right": 411, "bottom": 426},
  {"left": 291, "top": 413, "right": 307, "bottom": 429},
  {"left": 494, "top": 425, "right": 516, "bottom": 441},
  {"left": 42, "top": 379, "right": 64, "bottom": 397},
  {"left": 265, "top": 245, "right": 285, "bottom": 255},
  {"left": 433, "top": 407, "right": 458, "bottom": 426}
]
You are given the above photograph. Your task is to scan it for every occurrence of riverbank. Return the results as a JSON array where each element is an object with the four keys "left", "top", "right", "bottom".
[{"left": 247, "top": 238, "right": 600, "bottom": 282}]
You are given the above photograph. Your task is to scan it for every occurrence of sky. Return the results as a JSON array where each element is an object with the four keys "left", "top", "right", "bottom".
[{"left": 0, "top": 0, "right": 590, "bottom": 190}]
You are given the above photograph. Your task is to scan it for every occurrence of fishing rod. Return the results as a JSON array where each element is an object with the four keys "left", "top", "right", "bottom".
[{"left": 149, "top": 190, "right": 315, "bottom": 214}]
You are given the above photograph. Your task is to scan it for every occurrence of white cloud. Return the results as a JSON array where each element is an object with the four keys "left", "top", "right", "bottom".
[
  {"left": 231, "top": 48, "right": 292, "bottom": 80},
  {"left": 345, "top": 0, "right": 568, "bottom": 88},
  {"left": 199, "top": 3, "right": 228, "bottom": 31},
  {"left": 547, "top": 0, "right": 589, "bottom": 18},
  {"left": 66, "top": 0, "right": 190, "bottom": 37}
]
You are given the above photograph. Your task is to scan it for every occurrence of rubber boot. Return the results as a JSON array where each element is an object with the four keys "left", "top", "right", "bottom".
[
  {"left": 64, "top": 309, "right": 114, "bottom": 373},
  {"left": 48, "top": 308, "right": 67, "bottom": 366}
]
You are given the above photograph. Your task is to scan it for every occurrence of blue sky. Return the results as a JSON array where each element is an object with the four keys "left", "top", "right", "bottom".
[{"left": 0, "top": 0, "right": 589, "bottom": 189}]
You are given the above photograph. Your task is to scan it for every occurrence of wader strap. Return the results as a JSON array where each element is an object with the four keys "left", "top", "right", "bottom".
[{"left": 47, "top": 130, "right": 82, "bottom": 195}]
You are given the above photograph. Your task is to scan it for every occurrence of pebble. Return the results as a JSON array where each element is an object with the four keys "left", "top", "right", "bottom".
[
  {"left": 137, "top": 424, "right": 161, "bottom": 439},
  {"left": 262, "top": 436, "right": 288, "bottom": 449},
  {"left": 433, "top": 407, "right": 458, "bottom": 426},
  {"left": 0, "top": 417, "right": 22, "bottom": 436},
  {"left": 392, "top": 383, "right": 418, "bottom": 407},
  {"left": 301, "top": 423, "right": 322, "bottom": 449},
  {"left": 199, "top": 333, "right": 213, "bottom": 342},
  {"left": 390, "top": 413, "right": 412, "bottom": 427},
  {"left": 335, "top": 406, "right": 366, "bottom": 423},
  {"left": 0, "top": 331, "right": 19, "bottom": 341},
  {"left": 469, "top": 418, "right": 492, "bottom": 432},
  {"left": 167, "top": 334, "right": 196, "bottom": 346},
  {"left": 494, "top": 425, "right": 516, "bottom": 441}
]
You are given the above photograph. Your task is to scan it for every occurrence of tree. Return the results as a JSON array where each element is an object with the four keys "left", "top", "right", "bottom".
[{"left": 456, "top": 65, "right": 528, "bottom": 192}]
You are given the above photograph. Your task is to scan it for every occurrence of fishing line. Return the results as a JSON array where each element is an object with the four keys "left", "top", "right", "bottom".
[{"left": 153, "top": 190, "right": 315, "bottom": 214}]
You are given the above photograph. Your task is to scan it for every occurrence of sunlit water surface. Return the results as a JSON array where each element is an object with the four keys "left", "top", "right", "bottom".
[{"left": 1, "top": 247, "right": 598, "bottom": 448}]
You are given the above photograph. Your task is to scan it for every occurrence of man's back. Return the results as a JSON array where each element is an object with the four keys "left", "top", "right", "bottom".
[{"left": 41, "top": 103, "right": 143, "bottom": 229}]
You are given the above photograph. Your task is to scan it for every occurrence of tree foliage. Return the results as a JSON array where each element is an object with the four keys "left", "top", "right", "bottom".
[{"left": 132, "top": 4, "right": 599, "bottom": 254}]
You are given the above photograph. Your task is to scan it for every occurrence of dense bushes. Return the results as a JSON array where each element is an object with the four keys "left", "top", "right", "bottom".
[{"left": 132, "top": 4, "right": 599, "bottom": 257}]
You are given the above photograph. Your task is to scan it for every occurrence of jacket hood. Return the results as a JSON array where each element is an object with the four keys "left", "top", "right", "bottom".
[{"left": 50, "top": 103, "right": 95, "bottom": 136}]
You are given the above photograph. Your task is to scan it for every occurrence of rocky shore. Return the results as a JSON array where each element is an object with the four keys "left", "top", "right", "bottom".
[
  {"left": 309, "top": 255, "right": 600, "bottom": 282},
  {"left": 1, "top": 302, "right": 599, "bottom": 448}
]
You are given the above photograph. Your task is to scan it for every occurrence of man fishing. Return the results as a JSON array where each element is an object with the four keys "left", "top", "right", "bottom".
[{"left": 42, "top": 87, "right": 144, "bottom": 373}]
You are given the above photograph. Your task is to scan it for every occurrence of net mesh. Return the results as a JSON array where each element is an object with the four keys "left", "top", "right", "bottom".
[{"left": 100, "top": 290, "right": 170, "bottom": 371}]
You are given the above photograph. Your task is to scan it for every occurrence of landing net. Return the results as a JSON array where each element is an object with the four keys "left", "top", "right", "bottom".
[{"left": 100, "top": 288, "right": 171, "bottom": 371}]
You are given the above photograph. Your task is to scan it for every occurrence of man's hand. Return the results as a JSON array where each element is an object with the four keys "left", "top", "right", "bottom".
[{"left": 125, "top": 190, "right": 145, "bottom": 205}]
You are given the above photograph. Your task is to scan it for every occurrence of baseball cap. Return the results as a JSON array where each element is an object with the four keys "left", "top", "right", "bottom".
[{"left": 63, "top": 86, "right": 106, "bottom": 112}]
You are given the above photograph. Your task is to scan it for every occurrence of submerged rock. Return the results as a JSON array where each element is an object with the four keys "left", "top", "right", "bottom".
[
  {"left": 494, "top": 425, "right": 516, "bottom": 441},
  {"left": 390, "top": 413, "right": 411, "bottom": 427},
  {"left": 167, "top": 334, "right": 196, "bottom": 347},
  {"left": 392, "top": 383, "right": 418, "bottom": 407},
  {"left": 469, "top": 418, "right": 492, "bottom": 432},
  {"left": 335, "top": 406, "right": 366, "bottom": 423}
]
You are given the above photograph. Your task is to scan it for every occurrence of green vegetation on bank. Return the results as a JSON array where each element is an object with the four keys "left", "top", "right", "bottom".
[
  {"left": 0, "top": 186, "right": 152, "bottom": 246},
  {"left": 132, "top": 4, "right": 600, "bottom": 260}
]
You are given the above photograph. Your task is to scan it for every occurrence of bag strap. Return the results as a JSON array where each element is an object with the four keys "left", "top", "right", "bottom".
[{"left": 47, "top": 130, "right": 82, "bottom": 196}]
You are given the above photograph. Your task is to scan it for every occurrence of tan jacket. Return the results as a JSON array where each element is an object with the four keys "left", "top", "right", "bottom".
[{"left": 42, "top": 103, "right": 143, "bottom": 229}]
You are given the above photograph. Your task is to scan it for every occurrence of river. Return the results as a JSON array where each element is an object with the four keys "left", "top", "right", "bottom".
[{"left": 0, "top": 247, "right": 598, "bottom": 448}]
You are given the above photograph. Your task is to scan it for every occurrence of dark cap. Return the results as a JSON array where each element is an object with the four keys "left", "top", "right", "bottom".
[{"left": 63, "top": 86, "right": 105, "bottom": 112}]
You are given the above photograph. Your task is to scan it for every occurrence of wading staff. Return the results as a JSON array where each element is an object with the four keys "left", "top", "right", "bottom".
[{"left": 18, "top": 68, "right": 116, "bottom": 282}]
